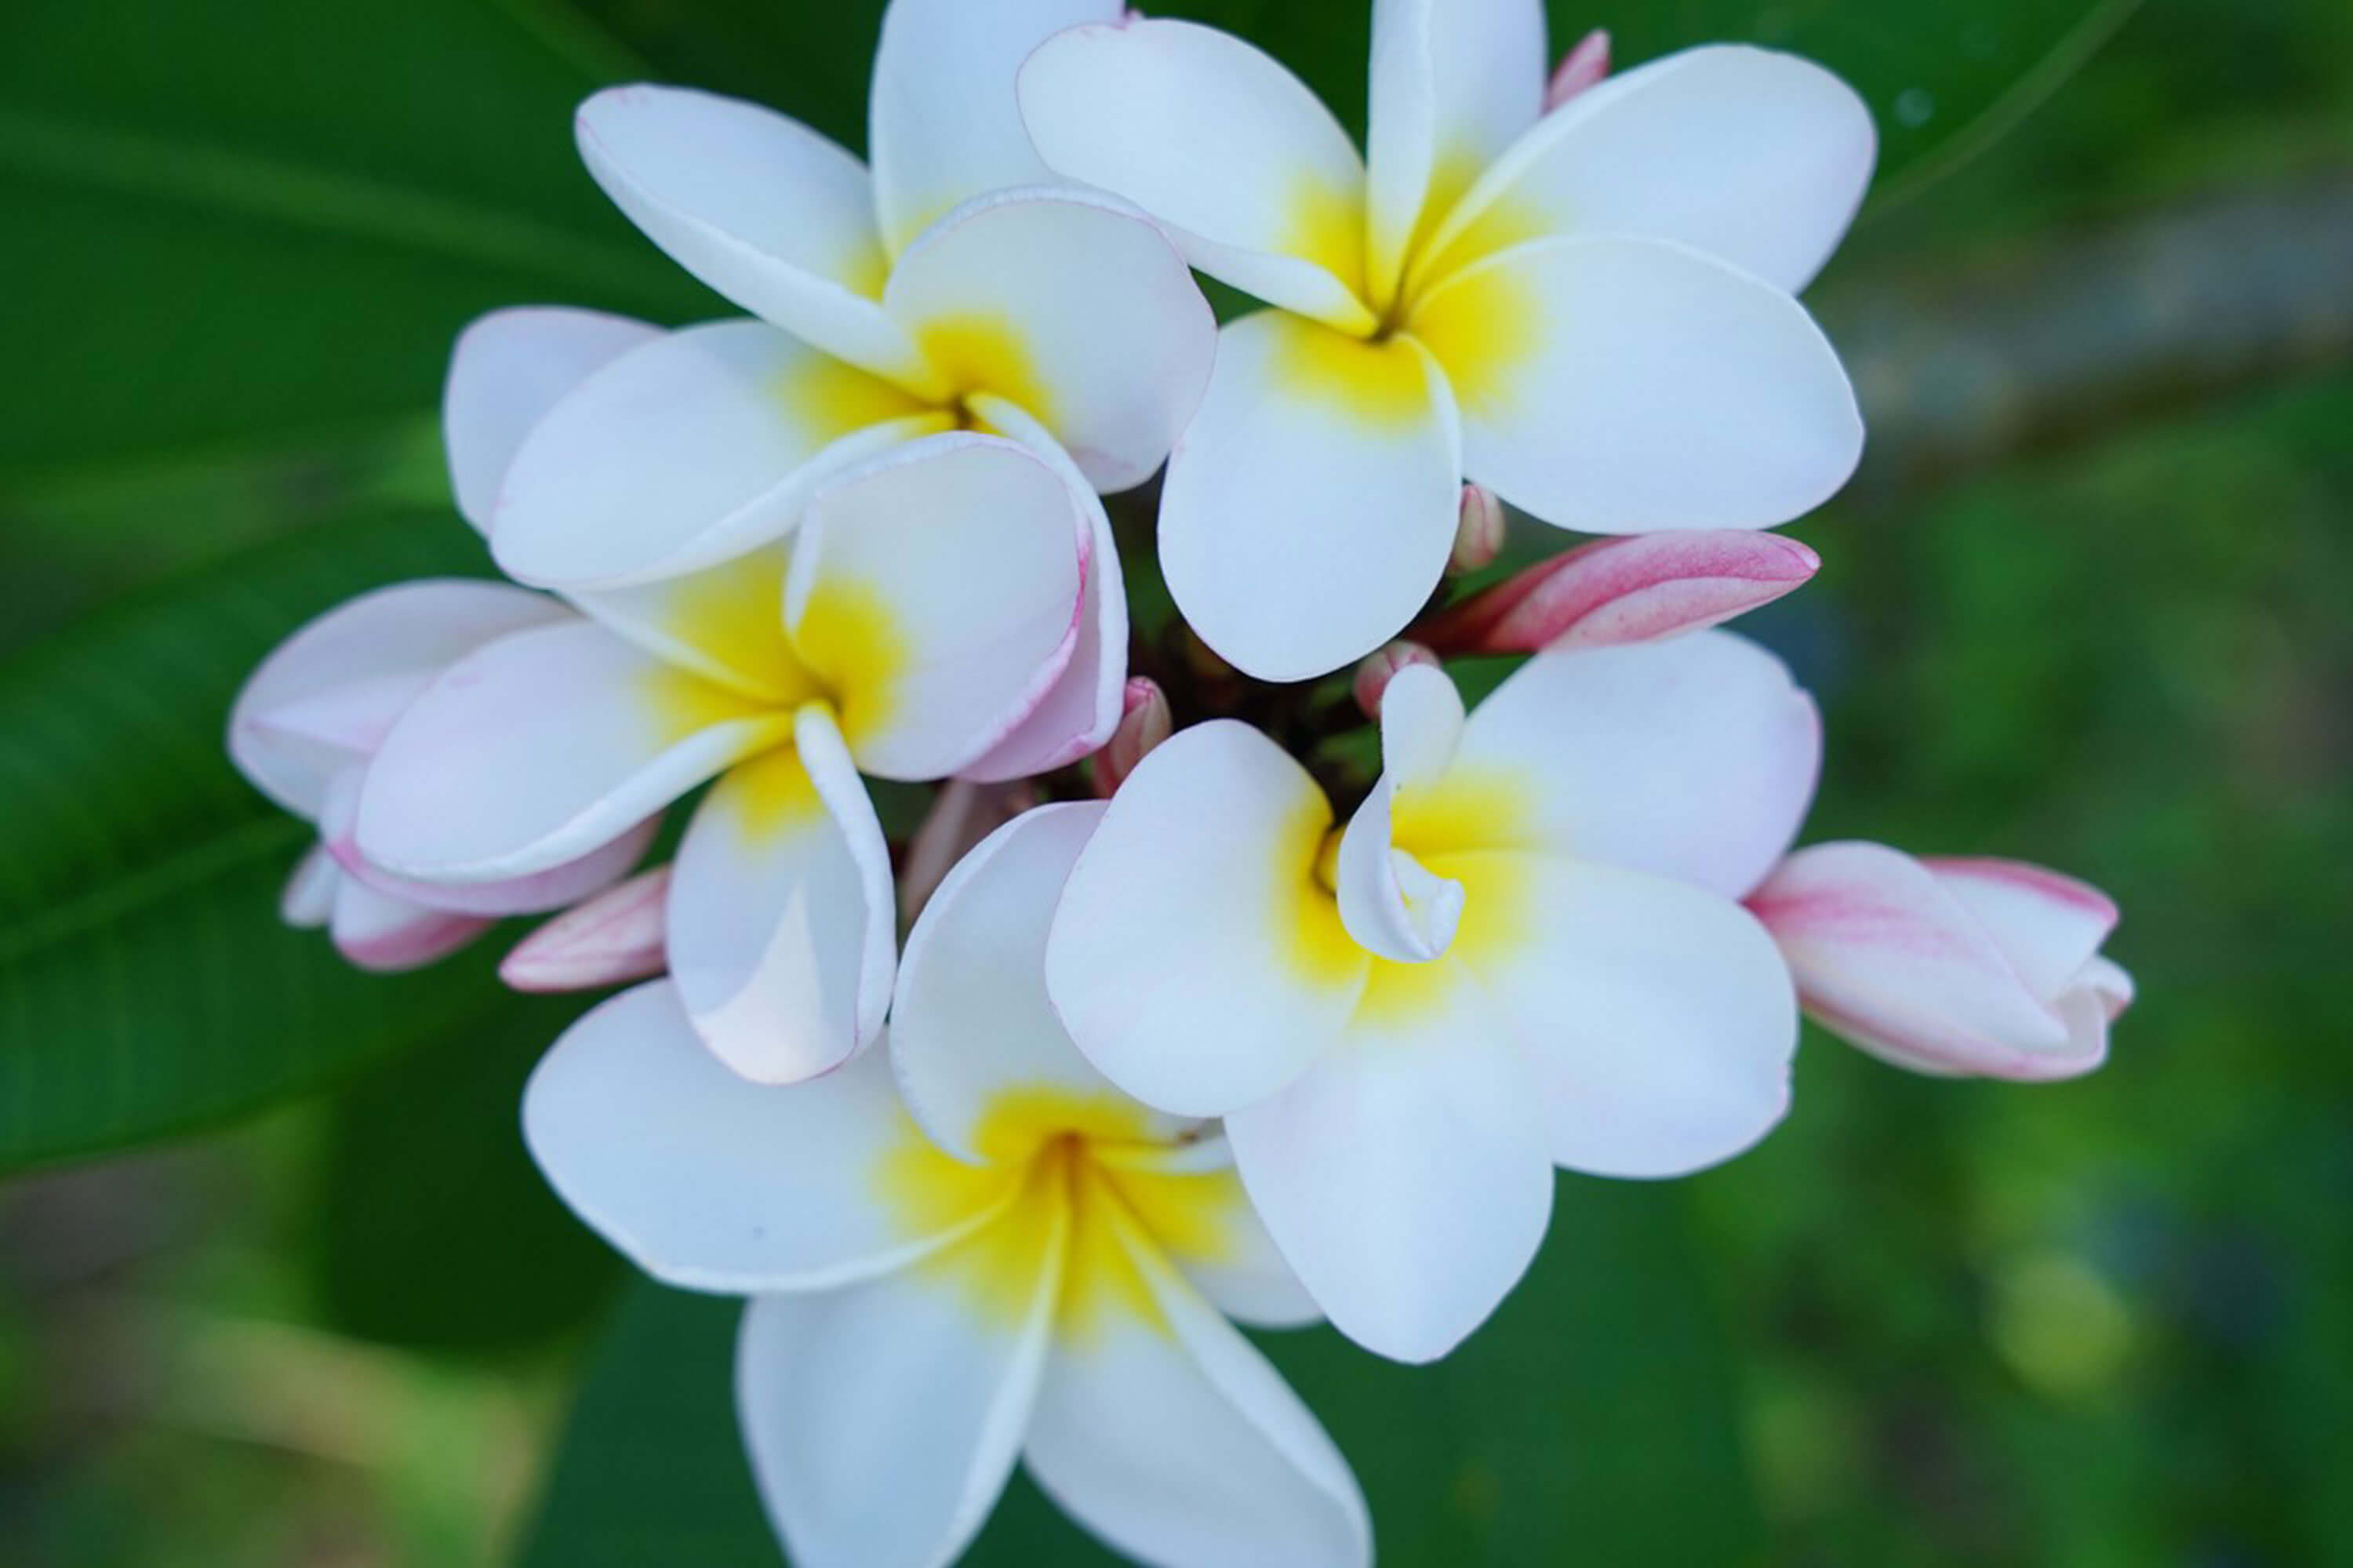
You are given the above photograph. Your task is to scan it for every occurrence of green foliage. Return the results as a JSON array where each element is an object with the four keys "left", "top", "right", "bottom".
[
  {"left": 521, "top": 1177, "right": 1759, "bottom": 1566},
  {"left": 310, "top": 989, "right": 624, "bottom": 1351},
  {"left": 0, "top": 515, "right": 528, "bottom": 1171}
]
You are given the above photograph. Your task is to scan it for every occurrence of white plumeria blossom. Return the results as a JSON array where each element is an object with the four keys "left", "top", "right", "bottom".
[
  {"left": 1020, "top": 2, "right": 1873, "bottom": 678},
  {"left": 477, "top": 0, "right": 1213, "bottom": 767},
  {"left": 355, "top": 430, "right": 1096, "bottom": 1083},
  {"left": 1047, "top": 633, "right": 1815, "bottom": 1361},
  {"left": 523, "top": 803, "right": 1369, "bottom": 1568},
  {"left": 228, "top": 580, "right": 655, "bottom": 971},
  {"left": 1749, "top": 842, "right": 2135, "bottom": 1081}
]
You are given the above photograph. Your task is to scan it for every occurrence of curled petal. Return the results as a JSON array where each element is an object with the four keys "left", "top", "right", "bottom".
[
  {"left": 500, "top": 864, "right": 672, "bottom": 993},
  {"left": 1420, "top": 529, "right": 1820, "bottom": 654}
]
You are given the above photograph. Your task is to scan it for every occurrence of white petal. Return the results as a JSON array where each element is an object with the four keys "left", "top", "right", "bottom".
[
  {"left": 356, "top": 618, "right": 784, "bottom": 882},
  {"left": 1366, "top": 0, "right": 1546, "bottom": 301},
  {"left": 524, "top": 981, "right": 1004, "bottom": 1291},
  {"left": 327, "top": 875, "right": 489, "bottom": 972},
  {"left": 867, "top": 0, "right": 1125, "bottom": 256},
  {"left": 1925, "top": 857, "right": 2121, "bottom": 1004},
  {"left": 789, "top": 433, "right": 1086, "bottom": 780},
  {"left": 442, "top": 307, "right": 659, "bottom": 532},
  {"left": 576, "top": 85, "right": 921, "bottom": 376},
  {"left": 492, "top": 319, "right": 945, "bottom": 591},
  {"left": 1420, "top": 45, "right": 1875, "bottom": 294},
  {"left": 1160, "top": 311, "right": 1461, "bottom": 682},
  {"left": 1025, "top": 1221, "right": 1369, "bottom": 1568},
  {"left": 318, "top": 766, "right": 656, "bottom": 918},
  {"left": 893, "top": 802, "right": 1195, "bottom": 1162},
  {"left": 229, "top": 580, "right": 567, "bottom": 819},
  {"left": 883, "top": 189, "right": 1216, "bottom": 492},
  {"left": 736, "top": 1210, "right": 1060, "bottom": 1568},
  {"left": 1047, "top": 722, "right": 1367, "bottom": 1119},
  {"left": 1376, "top": 660, "right": 1466, "bottom": 789},
  {"left": 669, "top": 706, "right": 896, "bottom": 1084},
  {"left": 1462, "top": 853, "right": 1797, "bottom": 1177},
  {"left": 1225, "top": 967, "right": 1553, "bottom": 1362},
  {"left": 1449, "top": 631, "right": 1820, "bottom": 897},
  {"left": 954, "top": 399, "right": 1129, "bottom": 781},
  {"left": 1019, "top": 19, "right": 1377, "bottom": 330},
  {"left": 1334, "top": 777, "right": 1464, "bottom": 964},
  {"left": 1136, "top": 1135, "right": 1324, "bottom": 1331},
  {"left": 566, "top": 544, "right": 802, "bottom": 704},
  {"left": 1747, "top": 841, "right": 2081, "bottom": 1078},
  {"left": 1409, "top": 235, "right": 1861, "bottom": 533},
  {"left": 278, "top": 842, "right": 340, "bottom": 928}
]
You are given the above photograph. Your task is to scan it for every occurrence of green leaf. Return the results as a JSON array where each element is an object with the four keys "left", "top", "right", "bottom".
[
  {"left": 0, "top": 0, "right": 702, "bottom": 489},
  {"left": 520, "top": 1177, "right": 1758, "bottom": 1565},
  {"left": 309, "top": 988, "right": 620, "bottom": 1352},
  {"left": 0, "top": 511, "right": 537, "bottom": 1172}
]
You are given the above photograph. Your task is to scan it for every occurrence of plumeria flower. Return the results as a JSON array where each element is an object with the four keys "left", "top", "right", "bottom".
[
  {"left": 356, "top": 431, "right": 1096, "bottom": 1082},
  {"left": 228, "top": 581, "right": 654, "bottom": 972},
  {"left": 1748, "top": 843, "right": 2134, "bottom": 1080},
  {"left": 1020, "top": 2, "right": 1873, "bottom": 678},
  {"left": 1046, "top": 633, "right": 1814, "bottom": 1360},
  {"left": 478, "top": 0, "right": 1212, "bottom": 764},
  {"left": 523, "top": 803, "right": 1370, "bottom": 1568}
]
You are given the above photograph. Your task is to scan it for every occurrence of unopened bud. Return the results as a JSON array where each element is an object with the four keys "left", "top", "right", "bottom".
[
  {"left": 500, "top": 864, "right": 671, "bottom": 992},
  {"left": 1418, "top": 530, "right": 1821, "bottom": 656},
  {"left": 1544, "top": 29, "right": 1611, "bottom": 111},
  {"left": 1094, "top": 678, "right": 1173, "bottom": 796},
  {"left": 1352, "top": 640, "right": 1441, "bottom": 721},
  {"left": 899, "top": 779, "right": 1041, "bottom": 925},
  {"left": 1447, "top": 482, "right": 1507, "bottom": 576}
]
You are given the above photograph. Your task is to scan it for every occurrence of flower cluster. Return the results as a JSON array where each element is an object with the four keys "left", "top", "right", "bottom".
[{"left": 224, "top": 2, "right": 2133, "bottom": 1564}]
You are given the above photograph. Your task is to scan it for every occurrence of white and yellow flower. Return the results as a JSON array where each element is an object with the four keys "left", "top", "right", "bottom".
[
  {"left": 1046, "top": 634, "right": 1817, "bottom": 1361},
  {"left": 475, "top": 0, "right": 1213, "bottom": 766},
  {"left": 228, "top": 580, "right": 653, "bottom": 971},
  {"left": 1019, "top": 2, "right": 1873, "bottom": 678},
  {"left": 355, "top": 430, "right": 1096, "bottom": 1082},
  {"left": 523, "top": 804, "right": 1369, "bottom": 1568}
]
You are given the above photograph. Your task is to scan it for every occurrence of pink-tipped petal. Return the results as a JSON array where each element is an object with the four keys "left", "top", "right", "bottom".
[
  {"left": 1543, "top": 28, "right": 1610, "bottom": 110},
  {"left": 1420, "top": 529, "right": 1819, "bottom": 655},
  {"left": 501, "top": 865, "right": 674, "bottom": 992},
  {"left": 327, "top": 878, "right": 492, "bottom": 973},
  {"left": 1093, "top": 678, "right": 1174, "bottom": 796}
]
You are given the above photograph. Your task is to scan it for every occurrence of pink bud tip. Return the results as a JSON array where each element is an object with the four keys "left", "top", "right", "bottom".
[
  {"left": 1447, "top": 483, "right": 1507, "bottom": 577},
  {"left": 1094, "top": 678, "right": 1174, "bottom": 797},
  {"left": 1353, "top": 641, "right": 1441, "bottom": 720},
  {"left": 500, "top": 864, "right": 671, "bottom": 992},
  {"left": 1544, "top": 29, "right": 1611, "bottom": 111},
  {"left": 1420, "top": 530, "right": 1820, "bottom": 656}
]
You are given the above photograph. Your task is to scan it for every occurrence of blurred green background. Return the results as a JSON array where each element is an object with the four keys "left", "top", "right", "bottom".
[{"left": 2, "top": 0, "right": 2349, "bottom": 1563}]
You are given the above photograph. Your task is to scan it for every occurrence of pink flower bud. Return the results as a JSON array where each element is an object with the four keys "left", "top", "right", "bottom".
[
  {"left": 1544, "top": 29, "right": 1611, "bottom": 111},
  {"left": 899, "top": 779, "right": 1042, "bottom": 925},
  {"left": 1352, "top": 641, "right": 1441, "bottom": 720},
  {"left": 1094, "top": 678, "right": 1174, "bottom": 796},
  {"left": 1747, "top": 843, "right": 2132, "bottom": 1081},
  {"left": 1420, "top": 530, "right": 1820, "bottom": 656},
  {"left": 500, "top": 864, "right": 671, "bottom": 992},
  {"left": 1447, "top": 483, "right": 1507, "bottom": 577}
]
